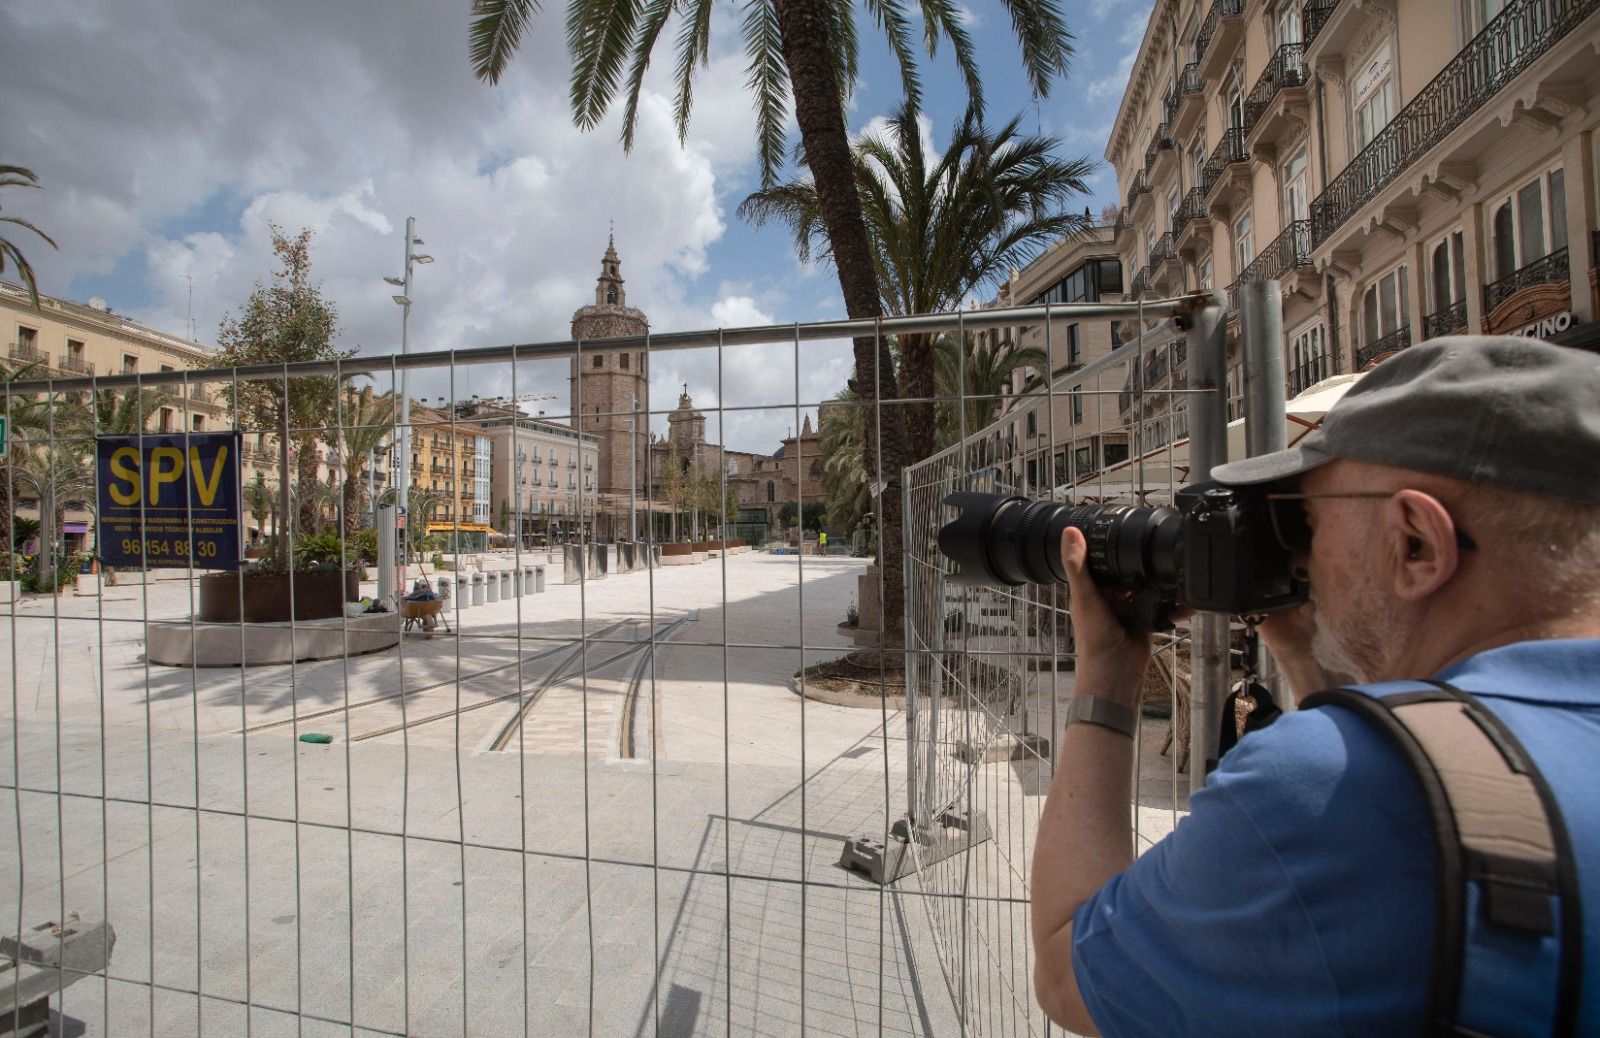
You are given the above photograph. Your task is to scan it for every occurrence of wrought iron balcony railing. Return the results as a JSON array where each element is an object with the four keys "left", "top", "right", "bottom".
[
  {"left": 1236, "top": 220, "right": 1312, "bottom": 284},
  {"left": 1130, "top": 267, "right": 1153, "bottom": 297},
  {"left": 1289, "top": 353, "right": 1332, "bottom": 395},
  {"left": 1356, "top": 325, "right": 1412, "bottom": 370},
  {"left": 56, "top": 355, "right": 94, "bottom": 376},
  {"left": 1243, "top": 43, "right": 1307, "bottom": 135},
  {"left": 1180, "top": 63, "right": 1203, "bottom": 98},
  {"left": 1149, "top": 232, "right": 1177, "bottom": 270},
  {"left": 1483, "top": 247, "right": 1569, "bottom": 313},
  {"left": 1172, "top": 187, "right": 1208, "bottom": 237},
  {"left": 1422, "top": 299, "right": 1469, "bottom": 339},
  {"left": 1113, "top": 206, "right": 1133, "bottom": 240},
  {"left": 1201, "top": 127, "right": 1249, "bottom": 198},
  {"left": 1144, "top": 123, "right": 1173, "bottom": 173},
  {"left": 1311, "top": 0, "right": 1600, "bottom": 248},
  {"left": 1126, "top": 169, "right": 1151, "bottom": 210},
  {"left": 8, "top": 343, "right": 46, "bottom": 365},
  {"left": 1195, "top": 0, "right": 1243, "bottom": 64},
  {"left": 1303, "top": 0, "right": 1342, "bottom": 45}
]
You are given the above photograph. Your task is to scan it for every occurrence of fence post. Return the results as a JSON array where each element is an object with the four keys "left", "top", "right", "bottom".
[
  {"left": 903, "top": 460, "right": 919, "bottom": 826},
  {"left": 1239, "top": 279, "right": 1291, "bottom": 707},
  {"left": 1185, "top": 293, "right": 1232, "bottom": 792}
]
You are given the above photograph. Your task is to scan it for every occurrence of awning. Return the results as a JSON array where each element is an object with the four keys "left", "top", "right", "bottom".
[
  {"left": 63, "top": 522, "right": 89, "bottom": 534},
  {"left": 425, "top": 522, "right": 495, "bottom": 533}
]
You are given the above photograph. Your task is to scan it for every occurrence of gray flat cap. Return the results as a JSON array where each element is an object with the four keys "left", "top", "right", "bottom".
[{"left": 1211, "top": 336, "right": 1600, "bottom": 503}]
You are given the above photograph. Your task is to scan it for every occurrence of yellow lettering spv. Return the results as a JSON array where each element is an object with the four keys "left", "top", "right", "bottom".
[
  {"left": 108, "top": 447, "right": 142, "bottom": 506},
  {"left": 147, "top": 446, "right": 184, "bottom": 506},
  {"left": 189, "top": 446, "right": 226, "bottom": 507}
]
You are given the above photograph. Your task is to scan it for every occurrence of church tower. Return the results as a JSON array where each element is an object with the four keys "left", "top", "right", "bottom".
[{"left": 570, "top": 236, "right": 649, "bottom": 517}]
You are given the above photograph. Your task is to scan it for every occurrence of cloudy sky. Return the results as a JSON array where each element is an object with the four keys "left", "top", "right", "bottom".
[{"left": 2, "top": 0, "right": 1151, "bottom": 453}]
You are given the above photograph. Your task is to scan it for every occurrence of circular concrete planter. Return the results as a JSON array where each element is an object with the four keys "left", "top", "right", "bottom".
[{"left": 197, "top": 570, "right": 361, "bottom": 624}]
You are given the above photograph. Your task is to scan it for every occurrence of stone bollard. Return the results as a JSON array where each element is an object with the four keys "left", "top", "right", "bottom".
[
  {"left": 470, "top": 572, "right": 485, "bottom": 606},
  {"left": 532, "top": 565, "right": 546, "bottom": 593},
  {"left": 498, "top": 571, "right": 511, "bottom": 600},
  {"left": 485, "top": 569, "right": 500, "bottom": 603},
  {"left": 455, "top": 572, "right": 471, "bottom": 609}
]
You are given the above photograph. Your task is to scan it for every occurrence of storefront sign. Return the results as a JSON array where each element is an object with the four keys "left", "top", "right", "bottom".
[
  {"left": 1513, "top": 310, "right": 1573, "bottom": 339},
  {"left": 96, "top": 432, "right": 242, "bottom": 570}
]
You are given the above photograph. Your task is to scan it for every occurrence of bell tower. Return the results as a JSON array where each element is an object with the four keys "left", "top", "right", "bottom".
[{"left": 570, "top": 236, "right": 649, "bottom": 517}]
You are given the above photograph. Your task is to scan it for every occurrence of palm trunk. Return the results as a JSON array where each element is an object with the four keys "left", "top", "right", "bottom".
[
  {"left": 342, "top": 466, "right": 361, "bottom": 540},
  {"left": 773, "top": 0, "right": 905, "bottom": 643},
  {"left": 900, "top": 331, "right": 938, "bottom": 469},
  {"left": 296, "top": 437, "right": 320, "bottom": 533}
]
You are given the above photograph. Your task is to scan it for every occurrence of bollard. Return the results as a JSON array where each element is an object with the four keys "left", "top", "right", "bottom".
[
  {"left": 533, "top": 565, "right": 546, "bottom": 593},
  {"left": 498, "top": 571, "right": 511, "bottom": 600},
  {"left": 470, "top": 572, "right": 485, "bottom": 606},
  {"left": 455, "top": 572, "right": 471, "bottom": 609},
  {"left": 485, "top": 569, "right": 500, "bottom": 603}
]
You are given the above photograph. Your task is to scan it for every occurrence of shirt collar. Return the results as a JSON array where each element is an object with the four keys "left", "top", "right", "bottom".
[{"left": 1434, "top": 638, "right": 1600, "bottom": 706}]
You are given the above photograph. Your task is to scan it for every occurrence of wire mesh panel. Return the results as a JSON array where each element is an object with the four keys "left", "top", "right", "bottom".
[
  {"left": 0, "top": 299, "right": 1223, "bottom": 1037},
  {"left": 896, "top": 304, "right": 1227, "bottom": 1036}
]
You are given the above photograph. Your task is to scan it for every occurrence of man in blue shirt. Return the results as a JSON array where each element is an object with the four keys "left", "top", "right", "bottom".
[{"left": 1030, "top": 336, "right": 1600, "bottom": 1035}]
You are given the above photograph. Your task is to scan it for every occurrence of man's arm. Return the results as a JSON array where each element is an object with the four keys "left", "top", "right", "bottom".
[{"left": 1030, "top": 527, "right": 1160, "bottom": 1033}]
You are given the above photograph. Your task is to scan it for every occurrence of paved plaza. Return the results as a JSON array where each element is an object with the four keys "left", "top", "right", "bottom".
[{"left": 0, "top": 551, "right": 1185, "bottom": 1036}]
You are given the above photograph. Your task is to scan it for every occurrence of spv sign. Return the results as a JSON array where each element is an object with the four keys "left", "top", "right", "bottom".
[{"left": 97, "top": 432, "right": 242, "bottom": 570}]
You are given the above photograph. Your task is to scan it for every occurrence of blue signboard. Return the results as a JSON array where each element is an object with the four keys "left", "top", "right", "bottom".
[{"left": 96, "top": 432, "right": 242, "bottom": 570}]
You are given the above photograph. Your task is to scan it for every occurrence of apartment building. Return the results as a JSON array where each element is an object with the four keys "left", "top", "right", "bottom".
[
  {"left": 983, "top": 225, "right": 1138, "bottom": 490},
  {"left": 461, "top": 399, "right": 601, "bottom": 545},
  {"left": 398, "top": 403, "right": 495, "bottom": 547},
  {"left": 1108, "top": 0, "right": 1600, "bottom": 430}
]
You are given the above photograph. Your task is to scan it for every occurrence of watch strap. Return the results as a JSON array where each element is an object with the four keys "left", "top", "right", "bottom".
[{"left": 1067, "top": 696, "right": 1138, "bottom": 738}]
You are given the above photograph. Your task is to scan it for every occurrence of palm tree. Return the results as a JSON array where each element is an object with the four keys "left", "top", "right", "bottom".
[
  {"left": 818, "top": 389, "right": 870, "bottom": 535},
  {"left": 63, "top": 387, "right": 174, "bottom": 439},
  {"left": 0, "top": 166, "right": 58, "bottom": 308},
  {"left": 469, "top": 0, "right": 1075, "bottom": 640},
  {"left": 742, "top": 104, "right": 1093, "bottom": 466},
  {"left": 0, "top": 363, "right": 58, "bottom": 553},
  {"left": 934, "top": 333, "right": 1049, "bottom": 447},
  {"left": 336, "top": 385, "right": 396, "bottom": 538}
]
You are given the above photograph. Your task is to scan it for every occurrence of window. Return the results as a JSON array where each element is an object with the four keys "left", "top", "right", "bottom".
[
  {"left": 766, "top": 481, "right": 775, "bottom": 502},
  {"left": 1489, "top": 167, "right": 1567, "bottom": 279},
  {"left": 1289, "top": 321, "right": 1329, "bottom": 394},
  {"left": 605, "top": 285, "right": 617, "bottom": 304},
  {"left": 1283, "top": 148, "right": 1309, "bottom": 224},
  {"left": 160, "top": 364, "right": 175, "bottom": 373},
  {"left": 17, "top": 326, "right": 37, "bottom": 352},
  {"left": 593, "top": 354, "right": 603, "bottom": 368},
  {"left": 1166, "top": 189, "right": 1180, "bottom": 232},
  {"left": 1233, "top": 210, "right": 1254, "bottom": 276},
  {"left": 123, "top": 354, "right": 139, "bottom": 374},
  {"left": 159, "top": 407, "right": 174, "bottom": 432},
  {"left": 1362, "top": 264, "right": 1410, "bottom": 344},
  {"left": 1074, "top": 445, "right": 1093, "bottom": 477},
  {"left": 1227, "top": 81, "right": 1245, "bottom": 130},
  {"left": 1276, "top": 0, "right": 1302, "bottom": 45},
  {"left": 1189, "top": 134, "right": 1207, "bottom": 188},
  {"left": 1068, "top": 324, "right": 1081, "bottom": 365},
  {"left": 66, "top": 339, "right": 84, "bottom": 361},
  {"left": 1026, "top": 411, "right": 1037, "bottom": 437},
  {"left": 1145, "top": 230, "right": 1156, "bottom": 266},
  {"left": 192, "top": 415, "right": 205, "bottom": 431},
  {"left": 1352, "top": 44, "right": 1394, "bottom": 151},
  {"left": 1104, "top": 442, "right": 1130, "bottom": 467},
  {"left": 1198, "top": 255, "right": 1214, "bottom": 291},
  {"left": 619, "top": 352, "right": 629, "bottom": 369},
  {"left": 1071, "top": 385, "right": 1084, "bottom": 426},
  {"left": 1429, "top": 229, "right": 1468, "bottom": 312},
  {"left": 1110, "top": 320, "right": 1124, "bottom": 345}
]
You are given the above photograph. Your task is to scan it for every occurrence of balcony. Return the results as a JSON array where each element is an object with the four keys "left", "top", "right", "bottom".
[
  {"left": 1170, "top": 63, "right": 1206, "bottom": 138},
  {"left": 1302, "top": 0, "right": 1341, "bottom": 47},
  {"left": 1144, "top": 123, "right": 1175, "bottom": 181},
  {"left": 1129, "top": 267, "right": 1154, "bottom": 298},
  {"left": 1195, "top": 0, "right": 1245, "bottom": 79},
  {"left": 1483, "top": 247, "right": 1570, "bottom": 318},
  {"left": 1242, "top": 43, "right": 1308, "bottom": 149},
  {"left": 1201, "top": 128, "right": 1250, "bottom": 206},
  {"left": 1113, "top": 206, "right": 1134, "bottom": 244},
  {"left": 1356, "top": 326, "right": 1412, "bottom": 370},
  {"left": 1235, "top": 220, "right": 1314, "bottom": 295},
  {"left": 1149, "top": 233, "right": 1182, "bottom": 292},
  {"left": 1311, "top": 0, "right": 1600, "bottom": 250},
  {"left": 1423, "top": 299, "right": 1470, "bottom": 339},
  {"left": 9, "top": 342, "right": 47, "bottom": 366},
  {"left": 1172, "top": 188, "right": 1212, "bottom": 255},
  {"left": 1288, "top": 351, "right": 1333, "bottom": 396},
  {"left": 56, "top": 354, "right": 94, "bottom": 376},
  {"left": 1126, "top": 169, "right": 1152, "bottom": 215}
]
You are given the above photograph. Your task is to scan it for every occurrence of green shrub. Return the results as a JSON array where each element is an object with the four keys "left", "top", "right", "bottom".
[
  {"left": 349, "top": 528, "right": 379, "bottom": 565},
  {"left": 293, "top": 530, "right": 356, "bottom": 572}
]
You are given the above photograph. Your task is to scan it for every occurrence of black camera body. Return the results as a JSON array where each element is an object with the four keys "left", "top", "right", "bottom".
[{"left": 937, "top": 482, "right": 1305, "bottom": 630}]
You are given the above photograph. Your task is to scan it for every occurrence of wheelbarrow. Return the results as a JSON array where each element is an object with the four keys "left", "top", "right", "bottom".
[{"left": 401, "top": 597, "right": 449, "bottom": 634}]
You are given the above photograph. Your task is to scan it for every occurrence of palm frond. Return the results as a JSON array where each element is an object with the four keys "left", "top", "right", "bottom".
[
  {"left": 672, "top": 0, "right": 714, "bottom": 143},
  {"left": 742, "top": 0, "right": 791, "bottom": 190},
  {"left": 619, "top": 0, "right": 677, "bottom": 152},
  {"left": 915, "top": 0, "right": 982, "bottom": 110},
  {"left": 469, "top": 0, "right": 543, "bottom": 85},
  {"left": 863, "top": 0, "right": 922, "bottom": 112},
  {"left": 568, "top": 0, "right": 642, "bottom": 130},
  {"left": 997, "top": 0, "right": 1073, "bottom": 97}
]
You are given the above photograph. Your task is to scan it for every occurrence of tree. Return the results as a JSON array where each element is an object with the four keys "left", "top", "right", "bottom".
[
  {"left": 741, "top": 103, "right": 1092, "bottom": 466},
  {"left": 818, "top": 389, "right": 870, "bottom": 534},
  {"left": 215, "top": 226, "right": 350, "bottom": 555},
  {"left": 660, "top": 447, "right": 687, "bottom": 541},
  {"left": 469, "top": 0, "right": 1075, "bottom": 642},
  {"left": 0, "top": 362, "right": 57, "bottom": 545},
  {"left": 335, "top": 384, "right": 396, "bottom": 539},
  {"left": 0, "top": 166, "right": 58, "bottom": 309},
  {"left": 934, "top": 333, "right": 1050, "bottom": 447}
]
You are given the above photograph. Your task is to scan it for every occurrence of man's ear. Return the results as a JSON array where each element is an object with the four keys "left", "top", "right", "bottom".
[{"left": 1386, "top": 490, "right": 1462, "bottom": 601}]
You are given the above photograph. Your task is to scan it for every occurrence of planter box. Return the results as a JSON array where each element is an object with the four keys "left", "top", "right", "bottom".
[{"left": 197, "top": 570, "right": 361, "bottom": 624}]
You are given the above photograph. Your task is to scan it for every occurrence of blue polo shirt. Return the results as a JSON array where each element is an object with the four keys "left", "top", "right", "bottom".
[{"left": 1070, "top": 638, "right": 1600, "bottom": 1036}]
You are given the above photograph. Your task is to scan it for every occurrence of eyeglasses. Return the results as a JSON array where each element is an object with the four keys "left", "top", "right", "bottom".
[{"left": 1264, "top": 491, "right": 1478, "bottom": 554}]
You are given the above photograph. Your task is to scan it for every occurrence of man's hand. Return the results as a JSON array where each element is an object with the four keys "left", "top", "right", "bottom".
[
  {"left": 1062, "top": 526, "right": 1154, "bottom": 706},
  {"left": 1257, "top": 602, "right": 1341, "bottom": 698}
]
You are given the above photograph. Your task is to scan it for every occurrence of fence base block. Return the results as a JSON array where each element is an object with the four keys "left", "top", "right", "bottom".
[
  {"left": 838, "top": 810, "right": 993, "bottom": 885},
  {"left": 952, "top": 732, "right": 1050, "bottom": 764}
]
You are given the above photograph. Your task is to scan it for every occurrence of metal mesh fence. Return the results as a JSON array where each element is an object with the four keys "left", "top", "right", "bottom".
[{"left": 0, "top": 298, "right": 1225, "bottom": 1037}]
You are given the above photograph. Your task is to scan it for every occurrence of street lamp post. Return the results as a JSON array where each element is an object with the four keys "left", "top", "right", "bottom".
[{"left": 383, "top": 217, "right": 434, "bottom": 538}]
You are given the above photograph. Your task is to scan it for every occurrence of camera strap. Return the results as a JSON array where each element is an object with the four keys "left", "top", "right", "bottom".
[{"left": 1299, "top": 681, "right": 1582, "bottom": 1038}]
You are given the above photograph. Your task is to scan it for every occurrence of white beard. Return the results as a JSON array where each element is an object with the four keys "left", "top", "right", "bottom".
[{"left": 1308, "top": 579, "right": 1403, "bottom": 685}]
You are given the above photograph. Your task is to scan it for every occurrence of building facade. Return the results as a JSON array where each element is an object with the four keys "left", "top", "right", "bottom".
[
  {"left": 467, "top": 400, "right": 601, "bottom": 544},
  {"left": 983, "top": 224, "right": 1136, "bottom": 491},
  {"left": 1108, "top": 0, "right": 1600, "bottom": 432}
]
